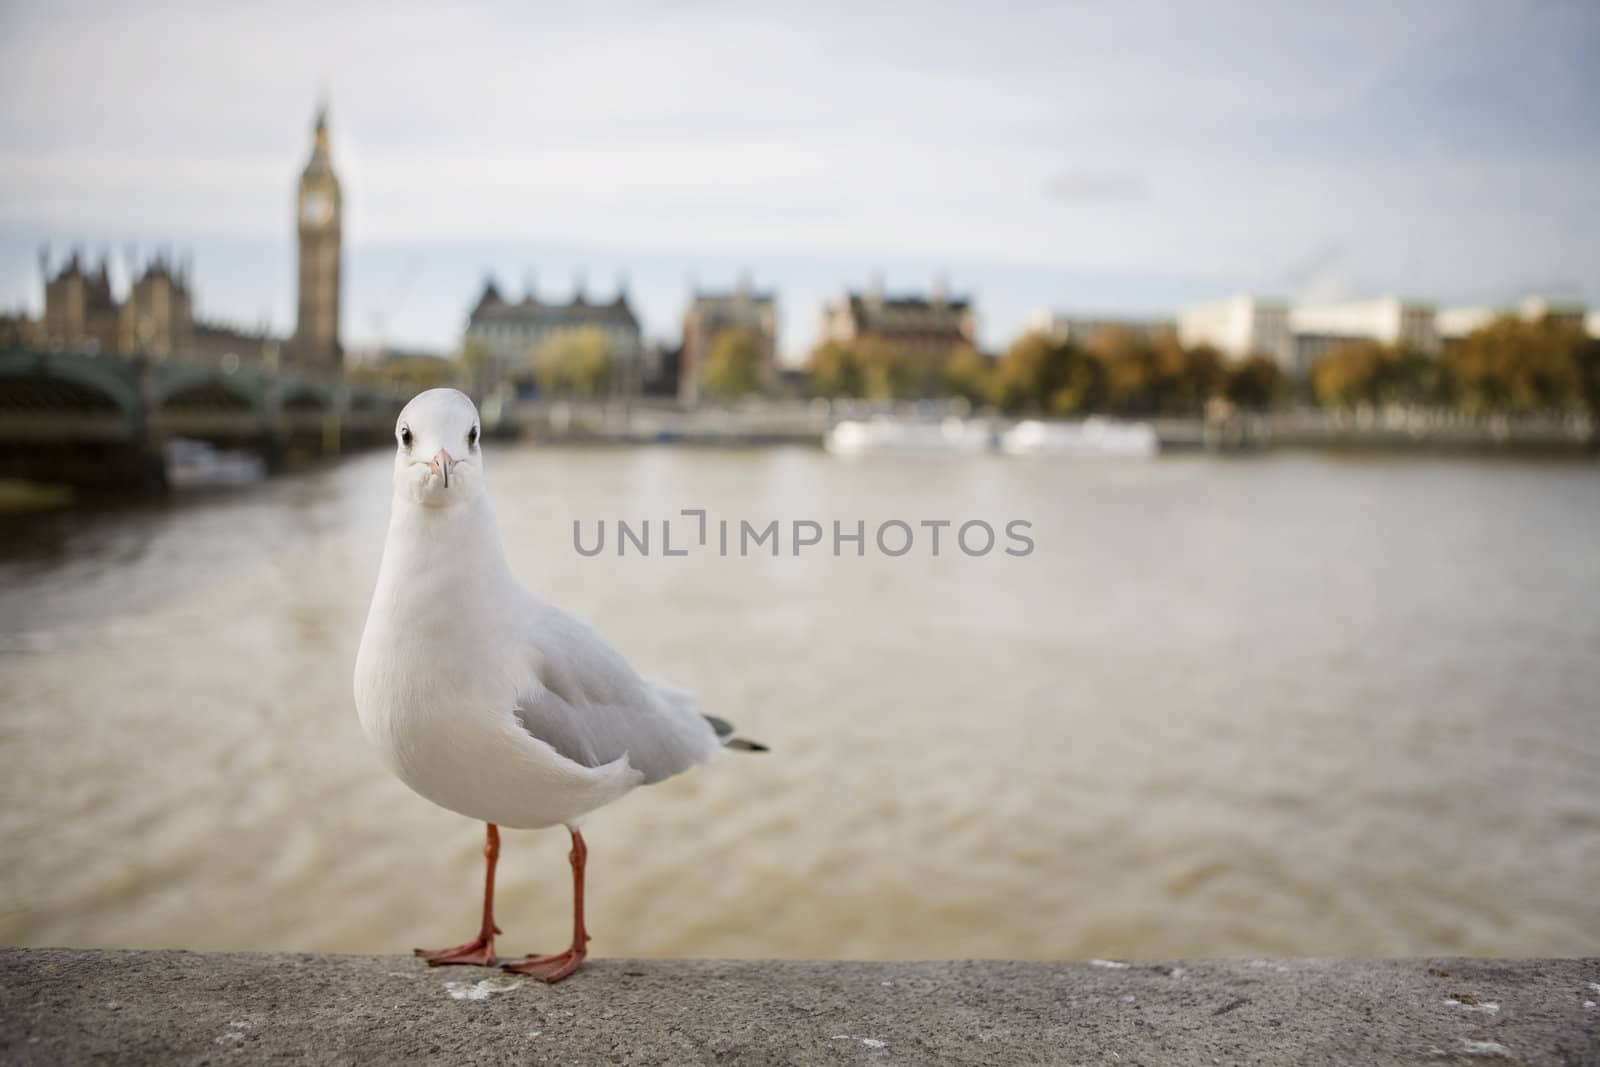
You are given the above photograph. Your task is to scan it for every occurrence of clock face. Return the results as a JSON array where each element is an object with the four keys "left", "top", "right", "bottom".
[{"left": 301, "top": 189, "right": 332, "bottom": 226}]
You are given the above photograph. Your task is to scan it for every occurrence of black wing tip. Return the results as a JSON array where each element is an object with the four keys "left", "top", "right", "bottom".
[{"left": 704, "top": 714, "right": 766, "bottom": 752}]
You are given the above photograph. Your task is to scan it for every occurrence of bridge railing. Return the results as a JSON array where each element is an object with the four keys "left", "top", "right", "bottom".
[{"left": 0, "top": 347, "right": 417, "bottom": 486}]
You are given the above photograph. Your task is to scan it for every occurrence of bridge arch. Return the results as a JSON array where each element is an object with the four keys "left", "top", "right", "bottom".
[
  {"left": 160, "top": 381, "right": 258, "bottom": 413},
  {"left": 0, "top": 351, "right": 141, "bottom": 417},
  {"left": 151, "top": 367, "right": 271, "bottom": 444},
  {"left": 152, "top": 365, "right": 267, "bottom": 415},
  {"left": 278, "top": 386, "right": 331, "bottom": 413},
  {"left": 270, "top": 375, "right": 342, "bottom": 414}
]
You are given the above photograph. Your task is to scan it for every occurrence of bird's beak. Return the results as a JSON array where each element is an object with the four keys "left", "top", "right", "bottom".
[{"left": 430, "top": 448, "right": 455, "bottom": 489}]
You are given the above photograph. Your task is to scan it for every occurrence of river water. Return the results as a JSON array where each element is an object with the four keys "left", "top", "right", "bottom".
[{"left": 1, "top": 446, "right": 1597, "bottom": 960}]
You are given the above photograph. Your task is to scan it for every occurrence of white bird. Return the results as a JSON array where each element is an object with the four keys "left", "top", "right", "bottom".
[{"left": 354, "top": 388, "right": 765, "bottom": 982}]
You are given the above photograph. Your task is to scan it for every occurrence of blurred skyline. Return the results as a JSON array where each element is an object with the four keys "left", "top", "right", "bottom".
[{"left": 2, "top": 0, "right": 1597, "bottom": 360}]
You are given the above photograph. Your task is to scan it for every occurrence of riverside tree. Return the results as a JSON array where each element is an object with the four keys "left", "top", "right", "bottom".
[
  {"left": 805, "top": 312, "right": 1599, "bottom": 417},
  {"left": 1085, "top": 329, "right": 1227, "bottom": 415},
  {"left": 991, "top": 332, "right": 1105, "bottom": 415},
  {"left": 1442, "top": 316, "right": 1585, "bottom": 414},
  {"left": 1310, "top": 341, "right": 1439, "bottom": 408},
  {"left": 943, "top": 345, "right": 995, "bottom": 406},
  {"left": 349, "top": 352, "right": 458, "bottom": 391},
  {"left": 700, "top": 327, "right": 767, "bottom": 400},
  {"left": 458, "top": 336, "right": 490, "bottom": 398},
  {"left": 1222, "top": 355, "right": 1285, "bottom": 411},
  {"left": 806, "top": 338, "right": 941, "bottom": 400},
  {"left": 533, "top": 327, "right": 614, "bottom": 398}
]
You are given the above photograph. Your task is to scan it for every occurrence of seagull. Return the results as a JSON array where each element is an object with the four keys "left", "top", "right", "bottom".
[{"left": 354, "top": 388, "right": 765, "bottom": 983}]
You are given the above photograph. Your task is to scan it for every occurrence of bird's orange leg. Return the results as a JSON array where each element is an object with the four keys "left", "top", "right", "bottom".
[
  {"left": 415, "top": 823, "right": 501, "bottom": 967},
  {"left": 503, "top": 827, "right": 589, "bottom": 983}
]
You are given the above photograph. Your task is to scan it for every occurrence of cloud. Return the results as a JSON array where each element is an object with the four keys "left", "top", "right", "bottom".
[
  {"left": 1495, "top": 276, "right": 1586, "bottom": 303},
  {"left": 0, "top": 0, "right": 1594, "bottom": 352},
  {"left": 1043, "top": 171, "right": 1148, "bottom": 205},
  {"left": 1280, "top": 243, "right": 1355, "bottom": 303}
]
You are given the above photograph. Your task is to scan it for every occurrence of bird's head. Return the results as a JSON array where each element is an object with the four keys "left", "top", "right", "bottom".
[{"left": 392, "top": 388, "right": 486, "bottom": 508}]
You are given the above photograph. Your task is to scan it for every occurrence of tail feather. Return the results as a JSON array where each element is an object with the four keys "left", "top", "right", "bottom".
[{"left": 703, "top": 714, "right": 768, "bottom": 753}]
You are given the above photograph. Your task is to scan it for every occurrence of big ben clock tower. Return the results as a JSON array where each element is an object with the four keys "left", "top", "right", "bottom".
[{"left": 291, "top": 105, "right": 342, "bottom": 368}]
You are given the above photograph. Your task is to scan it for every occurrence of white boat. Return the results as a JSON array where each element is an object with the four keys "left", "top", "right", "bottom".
[
  {"left": 163, "top": 438, "right": 267, "bottom": 490},
  {"left": 1000, "top": 417, "right": 1159, "bottom": 457},
  {"left": 825, "top": 416, "right": 994, "bottom": 456}
]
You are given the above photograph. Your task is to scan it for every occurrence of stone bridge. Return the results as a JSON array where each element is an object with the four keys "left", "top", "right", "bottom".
[{"left": 0, "top": 348, "right": 412, "bottom": 489}]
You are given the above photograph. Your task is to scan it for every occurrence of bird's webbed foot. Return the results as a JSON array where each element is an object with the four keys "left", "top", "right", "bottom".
[
  {"left": 414, "top": 928, "right": 499, "bottom": 967},
  {"left": 501, "top": 944, "right": 586, "bottom": 983}
]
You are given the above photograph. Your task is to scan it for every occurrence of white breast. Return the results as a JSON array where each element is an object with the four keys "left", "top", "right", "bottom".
[{"left": 354, "top": 499, "right": 643, "bottom": 830}]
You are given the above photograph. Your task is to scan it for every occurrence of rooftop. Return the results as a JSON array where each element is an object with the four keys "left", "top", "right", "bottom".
[{"left": 469, "top": 278, "right": 640, "bottom": 328}]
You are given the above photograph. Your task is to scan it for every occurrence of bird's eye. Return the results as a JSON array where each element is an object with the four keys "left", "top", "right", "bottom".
[
  {"left": 399, "top": 425, "right": 413, "bottom": 448},
  {"left": 468, "top": 425, "right": 479, "bottom": 449}
]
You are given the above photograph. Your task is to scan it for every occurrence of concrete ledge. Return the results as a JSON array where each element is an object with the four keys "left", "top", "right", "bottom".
[{"left": 2, "top": 950, "right": 1596, "bottom": 1065}]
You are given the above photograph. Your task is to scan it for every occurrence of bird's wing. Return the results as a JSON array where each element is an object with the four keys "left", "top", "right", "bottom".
[{"left": 511, "top": 599, "right": 719, "bottom": 785}]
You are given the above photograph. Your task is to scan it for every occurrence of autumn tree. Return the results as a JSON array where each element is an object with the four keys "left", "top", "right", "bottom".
[
  {"left": 1574, "top": 336, "right": 1600, "bottom": 420},
  {"left": 1308, "top": 341, "right": 1439, "bottom": 408},
  {"left": 1065, "top": 329, "right": 1226, "bottom": 415},
  {"left": 700, "top": 327, "right": 767, "bottom": 400},
  {"left": 1158, "top": 339, "right": 1226, "bottom": 414},
  {"left": 1223, "top": 355, "right": 1284, "bottom": 411},
  {"left": 807, "top": 341, "right": 867, "bottom": 398},
  {"left": 533, "top": 327, "right": 613, "bottom": 398},
  {"left": 1442, "top": 316, "right": 1584, "bottom": 413},
  {"left": 943, "top": 345, "right": 995, "bottom": 406},
  {"left": 1088, "top": 327, "right": 1155, "bottom": 415},
  {"left": 858, "top": 338, "right": 909, "bottom": 400},
  {"left": 350, "top": 353, "right": 458, "bottom": 391},
  {"left": 807, "top": 338, "right": 945, "bottom": 400},
  {"left": 1311, "top": 341, "right": 1388, "bottom": 407},
  {"left": 458, "top": 336, "right": 490, "bottom": 398},
  {"left": 991, "top": 331, "right": 1105, "bottom": 415}
]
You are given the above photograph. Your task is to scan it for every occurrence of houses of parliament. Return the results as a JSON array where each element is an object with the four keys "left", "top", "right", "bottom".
[{"left": 28, "top": 107, "right": 343, "bottom": 370}]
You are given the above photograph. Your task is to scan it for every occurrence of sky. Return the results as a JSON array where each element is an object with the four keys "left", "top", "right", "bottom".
[{"left": 1, "top": 0, "right": 1597, "bottom": 362}]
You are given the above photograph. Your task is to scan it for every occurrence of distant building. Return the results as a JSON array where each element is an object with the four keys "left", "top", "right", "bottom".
[
  {"left": 464, "top": 276, "right": 644, "bottom": 392},
  {"left": 39, "top": 248, "right": 275, "bottom": 362},
  {"left": 1435, "top": 306, "right": 1497, "bottom": 342},
  {"left": 1437, "top": 295, "right": 1589, "bottom": 345},
  {"left": 1289, "top": 296, "right": 1439, "bottom": 372},
  {"left": 42, "top": 251, "right": 120, "bottom": 352},
  {"left": 680, "top": 278, "right": 778, "bottom": 405},
  {"left": 1178, "top": 296, "right": 1294, "bottom": 371},
  {"left": 1514, "top": 295, "right": 1586, "bottom": 330},
  {"left": 641, "top": 341, "right": 681, "bottom": 398},
  {"left": 1026, "top": 310, "right": 1175, "bottom": 348},
  {"left": 192, "top": 319, "right": 278, "bottom": 364},
  {"left": 819, "top": 277, "right": 976, "bottom": 362},
  {"left": 1289, "top": 297, "right": 1438, "bottom": 352},
  {"left": 29, "top": 105, "right": 337, "bottom": 367},
  {"left": 346, "top": 343, "right": 446, "bottom": 368},
  {"left": 0, "top": 311, "right": 39, "bottom": 349},
  {"left": 117, "top": 256, "right": 194, "bottom": 356},
  {"left": 287, "top": 105, "right": 343, "bottom": 369}
]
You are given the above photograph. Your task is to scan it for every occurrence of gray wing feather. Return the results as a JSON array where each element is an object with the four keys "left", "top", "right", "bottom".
[{"left": 512, "top": 603, "right": 717, "bottom": 785}]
